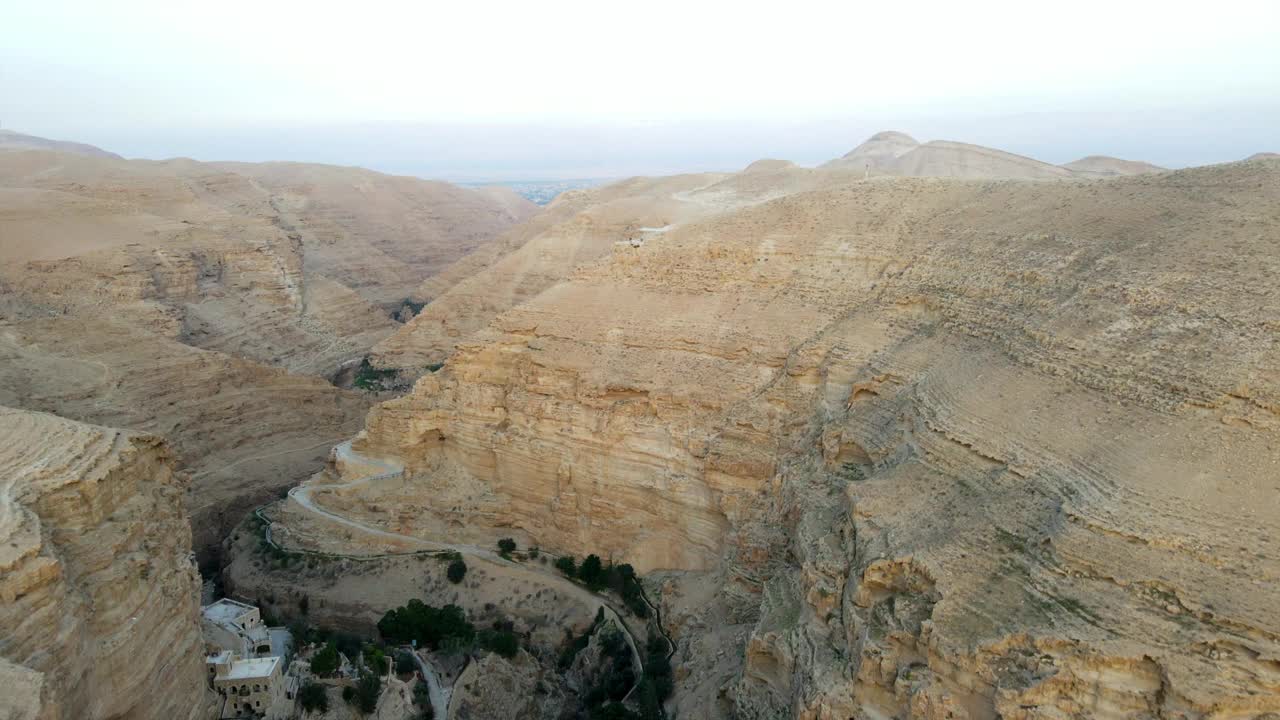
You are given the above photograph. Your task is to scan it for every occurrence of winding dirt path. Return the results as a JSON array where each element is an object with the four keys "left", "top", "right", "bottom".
[{"left": 281, "top": 441, "right": 655, "bottom": 693}]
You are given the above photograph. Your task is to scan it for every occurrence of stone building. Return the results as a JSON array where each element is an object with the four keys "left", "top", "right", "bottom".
[
  {"left": 202, "top": 598, "right": 273, "bottom": 658},
  {"left": 207, "top": 652, "right": 284, "bottom": 718}
]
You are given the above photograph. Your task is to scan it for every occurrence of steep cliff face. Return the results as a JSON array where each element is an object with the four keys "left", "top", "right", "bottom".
[
  {"left": 0, "top": 407, "right": 211, "bottom": 720},
  {"left": 308, "top": 157, "right": 1280, "bottom": 716}
]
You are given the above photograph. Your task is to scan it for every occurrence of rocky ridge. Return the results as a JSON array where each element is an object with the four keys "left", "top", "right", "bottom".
[
  {"left": 0, "top": 407, "right": 211, "bottom": 720},
  {"left": 0, "top": 143, "right": 534, "bottom": 559},
  {"left": 300, "top": 155, "right": 1280, "bottom": 717}
]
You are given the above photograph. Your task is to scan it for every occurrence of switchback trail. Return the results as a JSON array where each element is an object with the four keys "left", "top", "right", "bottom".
[{"left": 269, "top": 440, "right": 675, "bottom": 703}]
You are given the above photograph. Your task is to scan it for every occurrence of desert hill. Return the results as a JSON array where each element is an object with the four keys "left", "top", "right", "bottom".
[
  {"left": 0, "top": 128, "right": 122, "bottom": 159},
  {"left": 0, "top": 141, "right": 533, "bottom": 558},
  {"left": 1062, "top": 154, "right": 1165, "bottom": 177},
  {"left": 370, "top": 131, "right": 1170, "bottom": 376},
  {"left": 278, "top": 155, "right": 1280, "bottom": 718},
  {"left": 826, "top": 130, "right": 1163, "bottom": 180}
]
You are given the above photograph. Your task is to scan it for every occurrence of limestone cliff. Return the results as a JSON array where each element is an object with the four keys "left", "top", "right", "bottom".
[
  {"left": 307, "top": 156, "right": 1280, "bottom": 717},
  {"left": 0, "top": 407, "right": 211, "bottom": 720}
]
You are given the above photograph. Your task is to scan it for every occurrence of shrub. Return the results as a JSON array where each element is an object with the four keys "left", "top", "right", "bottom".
[
  {"left": 447, "top": 558, "right": 467, "bottom": 584},
  {"left": 355, "top": 670, "right": 381, "bottom": 713},
  {"left": 554, "top": 555, "right": 577, "bottom": 577},
  {"left": 310, "top": 642, "right": 339, "bottom": 676},
  {"left": 579, "top": 554, "right": 604, "bottom": 589},
  {"left": 479, "top": 629, "right": 519, "bottom": 658},
  {"left": 413, "top": 680, "right": 431, "bottom": 707},
  {"left": 497, "top": 538, "right": 517, "bottom": 556},
  {"left": 299, "top": 681, "right": 328, "bottom": 712},
  {"left": 353, "top": 357, "right": 397, "bottom": 391},
  {"left": 341, "top": 686, "right": 354, "bottom": 703}
]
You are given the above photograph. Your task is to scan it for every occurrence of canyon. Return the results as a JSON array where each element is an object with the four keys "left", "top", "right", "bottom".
[
  {"left": 280, "top": 143, "right": 1280, "bottom": 717},
  {"left": 0, "top": 143, "right": 534, "bottom": 559},
  {"left": 2, "top": 129, "right": 1278, "bottom": 719}
]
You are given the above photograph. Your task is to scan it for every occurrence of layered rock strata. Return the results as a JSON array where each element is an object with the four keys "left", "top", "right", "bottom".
[
  {"left": 304, "top": 157, "right": 1280, "bottom": 717},
  {"left": 0, "top": 407, "right": 211, "bottom": 720}
]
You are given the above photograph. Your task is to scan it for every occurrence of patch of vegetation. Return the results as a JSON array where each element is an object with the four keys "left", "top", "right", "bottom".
[
  {"left": 413, "top": 680, "right": 435, "bottom": 719},
  {"left": 396, "top": 649, "right": 417, "bottom": 674},
  {"left": 555, "top": 555, "right": 577, "bottom": 577},
  {"left": 642, "top": 629, "right": 674, "bottom": 704},
  {"left": 425, "top": 362, "right": 445, "bottom": 373},
  {"left": 579, "top": 554, "right": 605, "bottom": 589},
  {"left": 554, "top": 554, "right": 649, "bottom": 617},
  {"left": 353, "top": 669, "right": 381, "bottom": 713},
  {"left": 299, "top": 681, "right": 328, "bottom": 712},
  {"left": 838, "top": 462, "right": 867, "bottom": 482},
  {"left": 310, "top": 642, "right": 340, "bottom": 676},
  {"left": 396, "top": 299, "right": 427, "bottom": 318},
  {"left": 447, "top": 558, "right": 467, "bottom": 584},
  {"left": 582, "top": 627, "right": 636, "bottom": 716},
  {"left": 378, "top": 600, "right": 476, "bottom": 652},
  {"left": 353, "top": 357, "right": 398, "bottom": 391},
  {"left": 498, "top": 538, "right": 517, "bottom": 557},
  {"left": 478, "top": 627, "right": 520, "bottom": 658}
]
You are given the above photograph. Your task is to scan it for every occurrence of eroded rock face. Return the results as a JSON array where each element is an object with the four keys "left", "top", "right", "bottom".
[
  {"left": 0, "top": 407, "right": 211, "bottom": 720},
  {"left": 317, "top": 157, "right": 1280, "bottom": 716}
]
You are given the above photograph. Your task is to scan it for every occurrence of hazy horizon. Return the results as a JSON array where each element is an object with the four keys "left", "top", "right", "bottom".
[{"left": 5, "top": 0, "right": 1278, "bottom": 181}]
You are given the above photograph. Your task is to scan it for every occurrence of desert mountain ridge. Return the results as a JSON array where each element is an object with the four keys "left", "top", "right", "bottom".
[
  {"left": 0, "top": 138, "right": 535, "bottom": 559},
  {"left": 2, "top": 127, "right": 1279, "bottom": 720},
  {"left": 0, "top": 128, "right": 123, "bottom": 159},
  {"left": 274, "top": 147, "right": 1280, "bottom": 718},
  {"left": 822, "top": 129, "right": 1166, "bottom": 179}
]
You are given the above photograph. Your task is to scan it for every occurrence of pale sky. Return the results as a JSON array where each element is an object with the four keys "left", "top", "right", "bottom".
[{"left": 4, "top": 0, "right": 1278, "bottom": 179}]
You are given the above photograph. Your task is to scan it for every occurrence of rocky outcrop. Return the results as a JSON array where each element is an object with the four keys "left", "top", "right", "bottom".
[
  {"left": 0, "top": 407, "right": 212, "bottom": 720},
  {"left": 448, "top": 650, "right": 561, "bottom": 720},
  {"left": 311, "top": 156, "right": 1280, "bottom": 716}
]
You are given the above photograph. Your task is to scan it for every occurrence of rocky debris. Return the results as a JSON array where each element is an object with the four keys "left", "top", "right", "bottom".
[{"left": 0, "top": 407, "right": 212, "bottom": 720}]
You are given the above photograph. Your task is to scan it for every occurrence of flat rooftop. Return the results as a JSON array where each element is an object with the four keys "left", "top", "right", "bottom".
[
  {"left": 218, "top": 656, "right": 280, "bottom": 681},
  {"left": 206, "top": 651, "right": 233, "bottom": 664},
  {"left": 202, "top": 598, "right": 257, "bottom": 624}
]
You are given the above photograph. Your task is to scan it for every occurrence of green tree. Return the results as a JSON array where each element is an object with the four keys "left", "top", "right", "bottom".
[
  {"left": 554, "top": 555, "right": 577, "bottom": 577},
  {"left": 355, "top": 669, "right": 382, "bottom": 712},
  {"left": 479, "top": 629, "right": 519, "bottom": 658},
  {"left": 299, "top": 681, "right": 328, "bottom": 712},
  {"left": 497, "top": 538, "right": 517, "bottom": 556},
  {"left": 310, "top": 642, "right": 339, "bottom": 676},
  {"left": 580, "top": 554, "right": 605, "bottom": 589},
  {"left": 395, "top": 649, "right": 416, "bottom": 674},
  {"left": 447, "top": 558, "right": 467, "bottom": 584}
]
